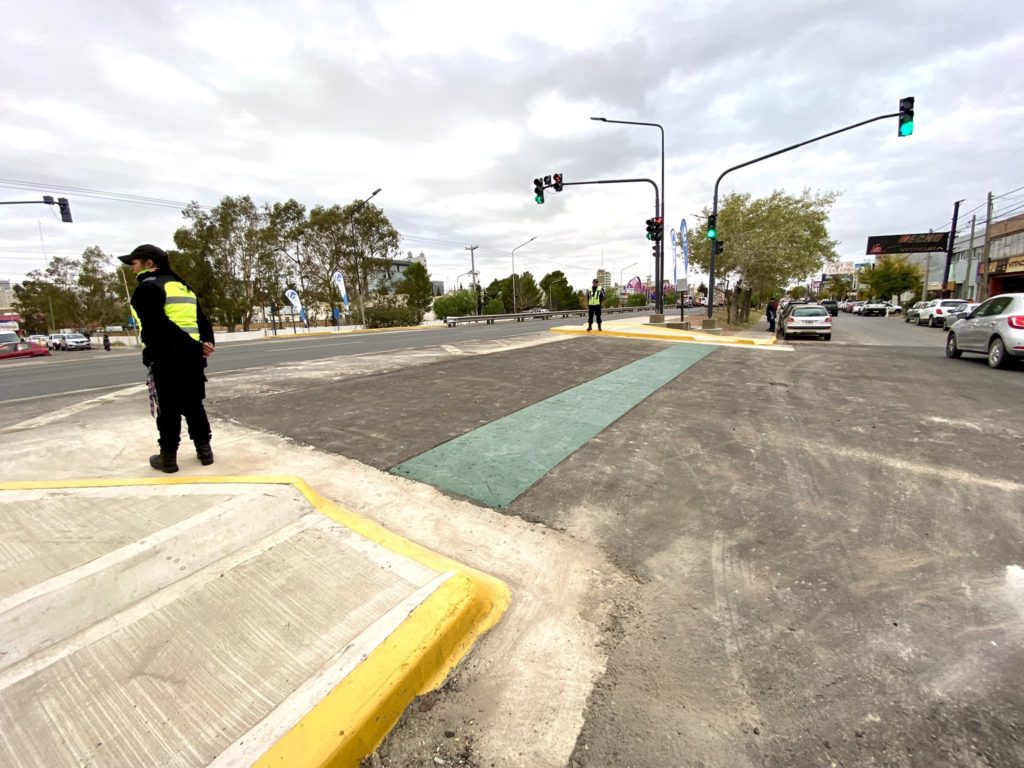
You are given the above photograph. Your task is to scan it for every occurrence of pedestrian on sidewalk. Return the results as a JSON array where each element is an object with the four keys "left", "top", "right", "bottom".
[
  {"left": 102, "top": 333, "right": 111, "bottom": 352},
  {"left": 586, "top": 278, "right": 605, "bottom": 331},
  {"left": 766, "top": 298, "right": 778, "bottom": 332},
  {"left": 119, "top": 244, "right": 216, "bottom": 473}
]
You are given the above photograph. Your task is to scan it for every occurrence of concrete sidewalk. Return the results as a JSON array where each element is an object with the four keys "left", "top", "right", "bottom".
[
  {"left": 0, "top": 473, "right": 508, "bottom": 766},
  {"left": 550, "top": 312, "right": 779, "bottom": 347}
]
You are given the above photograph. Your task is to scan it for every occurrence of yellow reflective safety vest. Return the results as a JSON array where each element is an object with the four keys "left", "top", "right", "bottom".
[
  {"left": 588, "top": 287, "right": 603, "bottom": 306},
  {"left": 131, "top": 273, "right": 201, "bottom": 345}
]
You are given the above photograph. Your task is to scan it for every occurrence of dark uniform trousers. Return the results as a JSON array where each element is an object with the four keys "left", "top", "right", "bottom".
[{"left": 152, "top": 362, "right": 211, "bottom": 451}]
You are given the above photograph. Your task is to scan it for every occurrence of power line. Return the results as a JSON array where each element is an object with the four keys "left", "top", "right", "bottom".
[{"left": 0, "top": 179, "right": 211, "bottom": 210}]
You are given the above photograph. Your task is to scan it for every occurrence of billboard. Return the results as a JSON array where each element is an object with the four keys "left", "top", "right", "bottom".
[{"left": 866, "top": 232, "right": 949, "bottom": 255}]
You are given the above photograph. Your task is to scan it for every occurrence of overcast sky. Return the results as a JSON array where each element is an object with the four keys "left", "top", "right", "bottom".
[{"left": 2, "top": 0, "right": 1022, "bottom": 294}]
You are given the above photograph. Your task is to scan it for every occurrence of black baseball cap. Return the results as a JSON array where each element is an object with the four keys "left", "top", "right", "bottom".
[{"left": 118, "top": 244, "right": 170, "bottom": 269}]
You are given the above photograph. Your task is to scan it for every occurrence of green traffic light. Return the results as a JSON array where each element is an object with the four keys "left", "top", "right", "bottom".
[
  {"left": 899, "top": 120, "right": 914, "bottom": 136},
  {"left": 707, "top": 227, "right": 717, "bottom": 240}
]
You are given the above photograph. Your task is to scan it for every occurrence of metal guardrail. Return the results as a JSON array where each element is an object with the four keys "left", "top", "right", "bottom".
[{"left": 445, "top": 305, "right": 655, "bottom": 327}]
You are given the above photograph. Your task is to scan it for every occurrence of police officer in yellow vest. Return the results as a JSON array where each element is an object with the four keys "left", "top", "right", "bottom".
[
  {"left": 119, "top": 245, "right": 215, "bottom": 473},
  {"left": 586, "top": 277, "right": 605, "bottom": 331}
]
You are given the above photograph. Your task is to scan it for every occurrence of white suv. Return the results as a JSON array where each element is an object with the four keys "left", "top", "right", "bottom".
[{"left": 917, "top": 299, "right": 968, "bottom": 327}]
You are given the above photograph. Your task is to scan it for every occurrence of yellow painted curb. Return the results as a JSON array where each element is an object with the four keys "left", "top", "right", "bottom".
[
  {"left": 549, "top": 327, "right": 777, "bottom": 346},
  {"left": 0, "top": 475, "right": 510, "bottom": 768}
]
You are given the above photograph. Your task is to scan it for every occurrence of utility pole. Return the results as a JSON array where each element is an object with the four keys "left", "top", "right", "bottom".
[
  {"left": 979, "top": 192, "right": 995, "bottom": 302},
  {"left": 964, "top": 215, "right": 977, "bottom": 300},
  {"left": 941, "top": 200, "right": 963, "bottom": 296},
  {"left": 465, "top": 245, "right": 480, "bottom": 315}
]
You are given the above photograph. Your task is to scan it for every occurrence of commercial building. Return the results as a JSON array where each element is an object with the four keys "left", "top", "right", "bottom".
[{"left": 982, "top": 213, "right": 1024, "bottom": 298}]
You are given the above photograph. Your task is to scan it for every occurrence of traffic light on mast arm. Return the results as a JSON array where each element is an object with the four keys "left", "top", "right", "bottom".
[
  {"left": 646, "top": 218, "right": 657, "bottom": 240},
  {"left": 706, "top": 214, "right": 717, "bottom": 240},
  {"left": 533, "top": 178, "right": 545, "bottom": 204},
  {"left": 652, "top": 216, "right": 663, "bottom": 242},
  {"left": 898, "top": 96, "right": 914, "bottom": 137},
  {"left": 57, "top": 197, "right": 73, "bottom": 223},
  {"left": 552, "top": 173, "right": 563, "bottom": 192}
]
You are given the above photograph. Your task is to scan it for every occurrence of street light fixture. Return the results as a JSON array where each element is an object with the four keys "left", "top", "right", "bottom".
[
  {"left": 350, "top": 188, "right": 381, "bottom": 328},
  {"left": 591, "top": 116, "right": 665, "bottom": 315},
  {"left": 511, "top": 236, "right": 536, "bottom": 313},
  {"left": 620, "top": 261, "right": 637, "bottom": 301}
]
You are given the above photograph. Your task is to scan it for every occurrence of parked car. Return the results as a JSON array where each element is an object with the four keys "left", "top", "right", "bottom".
[
  {"left": 943, "top": 302, "right": 980, "bottom": 330},
  {"left": 884, "top": 302, "right": 902, "bottom": 314},
  {"left": 861, "top": 298, "right": 888, "bottom": 317},
  {"left": 945, "top": 293, "right": 1024, "bottom": 369},
  {"left": 778, "top": 303, "right": 832, "bottom": 341},
  {"left": 47, "top": 333, "right": 67, "bottom": 350},
  {"left": 63, "top": 333, "right": 92, "bottom": 350},
  {"left": 905, "top": 301, "right": 926, "bottom": 323},
  {"left": 0, "top": 341, "right": 51, "bottom": 360},
  {"left": 918, "top": 298, "right": 968, "bottom": 327},
  {"left": 819, "top": 299, "right": 839, "bottom": 316},
  {"left": 851, "top": 301, "right": 866, "bottom": 315},
  {"left": 27, "top": 334, "right": 49, "bottom": 345}
]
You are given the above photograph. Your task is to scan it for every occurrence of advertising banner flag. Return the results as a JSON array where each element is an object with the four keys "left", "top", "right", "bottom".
[
  {"left": 284, "top": 289, "right": 302, "bottom": 311},
  {"left": 680, "top": 218, "right": 690, "bottom": 276},
  {"left": 331, "top": 271, "right": 350, "bottom": 311}
]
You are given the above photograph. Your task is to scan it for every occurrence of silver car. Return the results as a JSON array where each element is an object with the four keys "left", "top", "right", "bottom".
[{"left": 946, "top": 293, "right": 1024, "bottom": 369}]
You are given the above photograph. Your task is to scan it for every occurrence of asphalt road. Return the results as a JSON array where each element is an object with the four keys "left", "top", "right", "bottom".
[
  {"left": 189, "top": 313, "right": 1023, "bottom": 767},
  {"left": 5, "top": 311, "right": 1022, "bottom": 767},
  {"left": 0, "top": 314, "right": 599, "bottom": 404}
]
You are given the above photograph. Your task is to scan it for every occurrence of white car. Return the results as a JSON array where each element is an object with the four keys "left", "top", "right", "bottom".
[
  {"left": 917, "top": 299, "right": 968, "bottom": 327},
  {"left": 946, "top": 293, "right": 1024, "bottom": 368},
  {"left": 779, "top": 304, "right": 832, "bottom": 341}
]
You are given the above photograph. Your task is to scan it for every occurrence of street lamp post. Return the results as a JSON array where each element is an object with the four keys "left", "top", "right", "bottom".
[
  {"left": 591, "top": 117, "right": 665, "bottom": 315},
  {"left": 510, "top": 236, "right": 536, "bottom": 313},
  {"left": 350, "top": 188, "right": 381, "bottom": 328},
  {"left": 620, "top": 261, "right": 637, "bottom": 303}
]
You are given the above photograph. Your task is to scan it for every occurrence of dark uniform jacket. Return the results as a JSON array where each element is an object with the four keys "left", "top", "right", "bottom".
[{"left": 130, "top": 269, "right": 214, "bottom": 370}]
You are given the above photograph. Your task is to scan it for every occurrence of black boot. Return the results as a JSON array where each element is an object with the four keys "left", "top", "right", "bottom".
[
  {"left": 195, "top": 443, "right": 214, "bottom": 466},
  {"left": 149, "top": 451, "right": 179, "bottom": 473}
]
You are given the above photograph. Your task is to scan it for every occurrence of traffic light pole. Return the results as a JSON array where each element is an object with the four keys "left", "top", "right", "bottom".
[
  {"left": 561, "top": 177, "right": 660, "bottom": 311},
  {"left": 706, "top": 110, "right": 900, "bottom": 322}
]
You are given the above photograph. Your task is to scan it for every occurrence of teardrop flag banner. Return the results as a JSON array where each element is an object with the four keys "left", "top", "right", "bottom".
[{"left": 332, "top": 271, "right": 350, "bottom": 311}]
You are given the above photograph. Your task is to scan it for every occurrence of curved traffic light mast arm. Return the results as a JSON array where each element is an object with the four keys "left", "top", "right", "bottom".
[
  {"left": 561, "top": 177, "right": 660, "bottom": 218},
  {"left": 706, "top": 110, "right": 900, "bottom": 319}
]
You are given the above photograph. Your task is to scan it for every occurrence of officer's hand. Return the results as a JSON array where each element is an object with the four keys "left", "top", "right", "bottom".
[{"left": 202, "top": 342, "right": 215, "bottom": 357}]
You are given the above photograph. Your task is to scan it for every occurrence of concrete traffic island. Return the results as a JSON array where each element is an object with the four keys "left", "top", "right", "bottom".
[
  {"left": 550, "top": 314, "right": 778, "bottom": 347},
  {"left": 0, "top": 476, "right": 509, "bottom": 768}
]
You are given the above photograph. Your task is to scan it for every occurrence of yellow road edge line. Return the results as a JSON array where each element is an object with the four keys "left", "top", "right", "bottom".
[
  {"left": 549, "top": 327, "right": 776, "bottom": 346},
  {"left": 0, "top": 475, "right": 511, "bottom": 768}
]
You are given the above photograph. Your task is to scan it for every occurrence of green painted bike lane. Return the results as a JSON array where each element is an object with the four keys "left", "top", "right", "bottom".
[{"left": 390, "top": 343, "right": 715, "bottom": 508}]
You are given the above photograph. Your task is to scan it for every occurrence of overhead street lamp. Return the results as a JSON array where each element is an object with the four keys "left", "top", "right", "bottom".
[
  {"left": 350, "top": 188, "right": 381, "bottom": 328},
  {"left": 510, "top": 236, "right": 536, "bottom": 313},
  {"left": 591, "top": 116, "right": 665, "bottom": 315},
  {"left": 619, "top": 261, "right": 637, "bottom": 300}
]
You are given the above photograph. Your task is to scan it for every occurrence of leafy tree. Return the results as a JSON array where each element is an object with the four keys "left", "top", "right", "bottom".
[
  {"left": 515, "top": 272, "right": 544, "bottom": 309},
  {"left": 539, "top": 271, "right": 575, "bottom": 310},
  {"left": 174, "top": 196, "right": 269, "bottom": 331},
  {"left": 484, "top": 276, "right": 513, "bottom": 312},
  {"left": 77, "top": 247, "right": 123, "bottom": 328},
  {"left": 395, "top": 261, "right": 434, "bottom": 324},
  {"left": 858, "top": 256, "right": 921, "bottom": 300},
  {"left": 825, "top": 274, "right": 854, "bottom": 298},
  {"left": 626, "top": 293, "right": 648, "bottom": 307},
  {"left": 789, "top": 285, "right": 808, "bottom": 299},
  {"left": 688, "top": 189, "right": 840, "bottom": 298},
  {"left": 483, "top": 297, "right": 505, "bottom": 315},
  {"left": 433, "top": 289, "right": 477, "bottom": 320}
]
